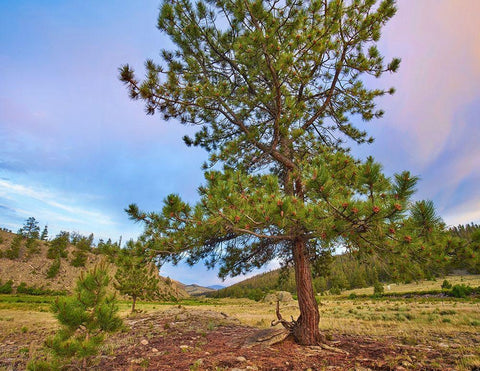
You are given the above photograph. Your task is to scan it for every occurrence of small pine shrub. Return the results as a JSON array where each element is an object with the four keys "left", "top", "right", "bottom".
[
  {"left": 46, "top": 259, "right": 61, "bottom": 279},
  {"left": 0, "top": 280, "right": 13, "bottom": 294},
  {"left": 441, "top": 279, "right": 452, "bottom": 290},
  {"left": 70, "top": 250, "right": 87, "bottom": 267},
  {"left": 16, "top": 282, "right": 61, "bottom": 296},
  {"left": 373, "top": 281, "right": 384, "bottom": 297},
  {"left": 5, "top": 235, "right": 22, "bottom": 259},
  {"left": 25, "top": 238, "right": 41, "bottom": 256},
  {"left": 449, "top": 284, "right": 473, "bottom": 298},
  {"left": 27, "top": 358, "right": 60, "bottom": 371},
  {"left": 329, "top": 286, "right": 341, "bottom": 295},
  {"left": 47, "top": 264, "right": 122, "bottom": 367}
]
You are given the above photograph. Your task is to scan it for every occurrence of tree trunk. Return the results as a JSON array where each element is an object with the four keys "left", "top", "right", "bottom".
[
  {"left": 292, "top": 238, "right": 323, "bottom": 345},
  {"left": 131, "top": 296, "right": 137, "bottom": 313}
]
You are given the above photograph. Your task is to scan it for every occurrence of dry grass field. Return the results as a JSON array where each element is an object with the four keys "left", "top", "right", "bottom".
[{"left": 1, "top": 276, "right": 480, "bottom": 370}]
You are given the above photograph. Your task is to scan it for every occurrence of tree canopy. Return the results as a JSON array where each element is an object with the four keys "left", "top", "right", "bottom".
[{"left": 120, "top": 0, "right": 442, "bottom": 345}]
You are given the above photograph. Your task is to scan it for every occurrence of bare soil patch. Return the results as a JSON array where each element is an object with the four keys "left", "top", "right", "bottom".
[
  {"left": 95, "top": 307, "right": 467, "bottom": 370},
  {"left": 2, "top": 305, "right": 479, "bottom": 370}
]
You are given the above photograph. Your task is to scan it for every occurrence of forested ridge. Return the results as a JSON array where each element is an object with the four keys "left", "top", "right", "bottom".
[{"left": 210, "top": 223, "right": 480, "bottom": 300}]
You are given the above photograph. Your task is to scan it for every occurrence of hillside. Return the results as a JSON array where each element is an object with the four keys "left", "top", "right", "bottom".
[
  {"left": 180, "top": 283, "right": 217, "bottom": 296},
  {"left": 0, "top": 230, "right": 188, "bottom": 299}
]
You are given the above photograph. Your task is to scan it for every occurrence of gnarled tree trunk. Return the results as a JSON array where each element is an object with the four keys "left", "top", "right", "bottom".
[{"left": 291, "top": 238, "right": 323, "bottom": 345}]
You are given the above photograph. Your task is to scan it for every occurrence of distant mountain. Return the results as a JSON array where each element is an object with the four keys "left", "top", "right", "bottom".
[
  {"left": 181, "top": 283, "right": 217, "bottom": 296},
  {"left": 207, "top": 285, "right": 225, "bottom": 290}
]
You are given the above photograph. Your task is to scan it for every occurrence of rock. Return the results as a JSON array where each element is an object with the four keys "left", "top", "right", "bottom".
[
  {"left": 401, "top": 361, "right": 412, "bottom": 367},
  {"left": 140, "top": 339, "right": 149, "bottom": 346},
  {"left": 180, "top": 345, "right": 190, "bottom": 350},
  {"left": 263, "top": 291, "right": 293, "bottom": 303},
  {"left": 151, "top": 348, "right": 159, "bottom": 353},
  {"left": 243, "top": 327, "right": 290, "bottom": 348},
  {"left": 236, "top": 356, "right": 247, "bottom": 362}
]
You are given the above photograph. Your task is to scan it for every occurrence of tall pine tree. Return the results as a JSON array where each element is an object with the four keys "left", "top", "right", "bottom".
[{"left": 120, "top": 0, "right": 439, "bottom": 344}]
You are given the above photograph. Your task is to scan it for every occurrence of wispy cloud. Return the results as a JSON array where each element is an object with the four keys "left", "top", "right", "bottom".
[{"left": 0, "top": 179, "right": 115, "bottom": 226}]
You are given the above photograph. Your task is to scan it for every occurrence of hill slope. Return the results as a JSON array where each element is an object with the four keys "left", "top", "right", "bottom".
[
  {"left": 0, "top": 230, "right": 188, "bottom": 299},
  {"left": 181, "top": 283, "right": 216, "bottom": 296}
]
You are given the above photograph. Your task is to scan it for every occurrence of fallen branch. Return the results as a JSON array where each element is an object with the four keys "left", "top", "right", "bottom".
[{"left": 270, "top": 300, "right": 297, "bottom": 331}]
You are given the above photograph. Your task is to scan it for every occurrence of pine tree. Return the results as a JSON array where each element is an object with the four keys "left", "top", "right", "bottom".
[
  {"left": 70, "top": 233, "right": 93, "bottom": 267},
  {"left": 47, "top": 231, "right": 69, "bottom": 259},
  {"left": 19, "top": 217, "right": 40, "bottom": 240},
  {"left": 40, "top": 225, "right": 49, "bottom": 241},
  {"left": 114, "top": 240, "right": 160, "bottom": 312},
  {"left": 47, "top": 263, "right": 122, "bottom": 368},
  {"left": 120, "top": 0, "right": 440, "bottom": 345}
]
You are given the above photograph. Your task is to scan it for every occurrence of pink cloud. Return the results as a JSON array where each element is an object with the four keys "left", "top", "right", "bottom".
[{"left": 381, "top": 0, "right": 480, "bottom": 168}]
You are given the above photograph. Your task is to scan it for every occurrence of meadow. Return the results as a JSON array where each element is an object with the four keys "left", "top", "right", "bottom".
[{"left": 1, "top": 276, "right": 480, "bottom": 370}]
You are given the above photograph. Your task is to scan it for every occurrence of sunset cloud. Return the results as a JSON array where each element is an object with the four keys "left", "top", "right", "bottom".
[{"left": 376, "top": 1, "right": 479, "bottom": 168}]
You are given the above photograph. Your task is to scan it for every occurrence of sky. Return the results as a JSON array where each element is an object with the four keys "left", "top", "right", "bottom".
[{"left": 1, "top": 1, "right": 479, "bottom": 286}]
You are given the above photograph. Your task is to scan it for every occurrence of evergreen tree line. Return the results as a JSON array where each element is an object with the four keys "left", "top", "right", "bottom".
[
  {"left": 210, "top": 223, "right": 480, "bottom": 299},
  {"left": 0, "top": 217, "right": 122, "bottom": 275}
]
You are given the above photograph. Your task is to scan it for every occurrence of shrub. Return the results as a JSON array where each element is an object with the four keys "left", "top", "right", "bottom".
[
  {"left": 329, "top": 286, "right": 341, "bottom": 295},
  {"left": 70, "top": 250, "right": 87, "bottom": 267},
  {"left": 449, "top": 284, "right": 473, "bottom": 298},
  {"left": 16, "top": 282, "right": 62, "bottom": 296},
  {"left": 441, "top": 279, "right": 452, "bottom": 290},
  {"left": 373, "top": 281, "right": 384, "bottom": 297},
  {"left": 25, "top": 238, "right": 41, "bottom": 256},
  {"left": 46, "top": 259, "right": 61, "bottom": 279},
  {"left": 0, "top": 280, "right": 13, "bottom": 294},
  {"left": 47, "top": 264, "right": 122, "bottom": 368},
  {"left": 5, "top": 235, "right": 22, "bottom": 259}
]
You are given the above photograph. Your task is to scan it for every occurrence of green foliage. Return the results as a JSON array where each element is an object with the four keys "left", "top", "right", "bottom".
[
  {"left": 5, "top": 234, "right": 22, "bottom": 259},
  {"left": 69, "top": 232, "right": 93, "bottom": 267},
  {"left": 373, "top": 281, "right": 384, "bottom": 297},
  {"left": 449, "top": 284, "right": 473, "bottom": 298},
  {"left": 25, "top": 237, "right": 41, "bottom": 256},
  {"left": 47, "top": 232, "right": 69, "bottom": 260},
  {"left": 442, "top": 280, "right": 452, "bottom": 290},
  {"left": 47, "top": 264, "right": 122, "bottom": 364},
  {"left": 46, "top": 258, "right": 61, "bottom": 279},
  {"left": 114, "top": 240, "right": 160, "bottom": 312},
  {"left": 0, "top": 280, "right": 13, "bottom": 294},
  {"left": 40, "top": 225, "right": 49, "bottom": 241},
  {"left": 94, "top": 238, "right": 121, "bottom": 260},
  {"left": 16, "top": 282, "right": 60, "bottom": 296},
  {"left": 18, "top": 217, "right": 40, "bottom": 240},
  {"left": 70, "top": 250, "right": 87, "bottom": 267},
  {"left": 27, "top": 358, "right": 60, "bottom": 371},
  {"left": 119, "top": 0, "right": 451, "bottom": 343}
]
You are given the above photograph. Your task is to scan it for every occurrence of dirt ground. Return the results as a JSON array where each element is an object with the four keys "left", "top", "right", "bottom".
[
  {"left": 3, "top": 305, "right": 476, "bottom": 370},
  {"left": 96, "top": 307, "right": 474, "bottom": 370}
]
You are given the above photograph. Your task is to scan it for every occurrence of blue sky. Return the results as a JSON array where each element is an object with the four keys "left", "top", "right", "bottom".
[{"left": 1, "top": 1, "right": 479, "bottom": 286}]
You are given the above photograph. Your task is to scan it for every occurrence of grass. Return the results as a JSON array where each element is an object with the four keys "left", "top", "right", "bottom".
[
  {"left": 1, "top": 277, "right": 480, "bottom": 369},
  {"left": 342, "top": 274, "right": 480, "bottom": 297}
]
